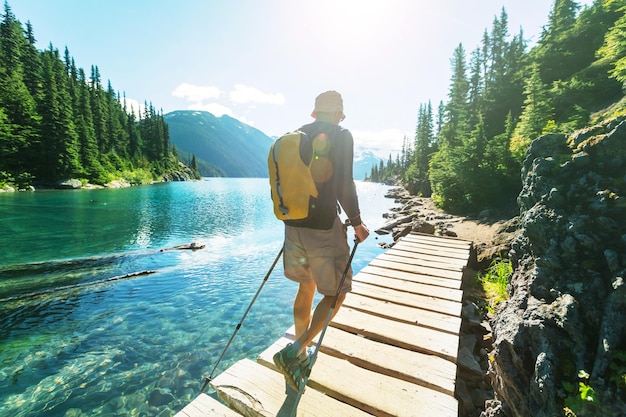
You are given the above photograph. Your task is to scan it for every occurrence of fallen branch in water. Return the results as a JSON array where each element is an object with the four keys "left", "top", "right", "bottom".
[{"left": 0, "top": 270, "right": 157, "bottom": 303}]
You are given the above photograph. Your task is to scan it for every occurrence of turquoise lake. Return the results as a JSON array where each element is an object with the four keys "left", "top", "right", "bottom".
[{"left": 0, "top": 178, "right": 397, "bottom": 417}]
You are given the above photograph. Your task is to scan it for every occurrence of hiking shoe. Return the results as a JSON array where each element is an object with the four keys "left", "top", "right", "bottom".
[{"left": 273, "top": 343, "right": 309, "bottom": 392}]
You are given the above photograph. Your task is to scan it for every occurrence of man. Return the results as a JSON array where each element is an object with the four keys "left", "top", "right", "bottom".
[{"left": 273, "top": 90, "right": 370, "bottom": 391}]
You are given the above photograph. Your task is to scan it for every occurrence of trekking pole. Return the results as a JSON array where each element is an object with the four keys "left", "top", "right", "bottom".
[
  {"left": 200, "top": 246, "right": 284, "bottom": 393},
  {"left": 289, "top": 238, "right": 359, "bottom": 416}
]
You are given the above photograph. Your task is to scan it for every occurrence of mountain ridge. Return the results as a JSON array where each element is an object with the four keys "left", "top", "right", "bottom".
[
  {"left": 165, "top": 110, "right": 382, "bottom": 180},
  {"left": 165, "top": 110, "right": 273, "bottom": 177}
]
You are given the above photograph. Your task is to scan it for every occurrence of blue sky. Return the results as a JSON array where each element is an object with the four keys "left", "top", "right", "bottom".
[{"left": 9, "top": 0, "right": 593, "bottom": 158}]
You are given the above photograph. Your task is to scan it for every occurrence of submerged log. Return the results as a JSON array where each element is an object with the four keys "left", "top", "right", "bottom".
[{"left": 160, "top": 242, "right": 206, "bottom": 252}]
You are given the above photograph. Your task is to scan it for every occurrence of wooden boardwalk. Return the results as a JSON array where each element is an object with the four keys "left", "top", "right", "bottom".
[{"left": 176, "top": 232, "right": 472, "bottom": 417}]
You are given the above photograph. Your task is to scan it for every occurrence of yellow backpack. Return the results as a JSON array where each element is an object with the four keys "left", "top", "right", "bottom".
[{"left": 268, "top": 131, "right": 319, "bottom": 220}]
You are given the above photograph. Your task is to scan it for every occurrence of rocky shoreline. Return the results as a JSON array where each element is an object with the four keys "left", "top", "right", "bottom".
[
  {"left": 375, "top": 187, "right": 517, "bottom": 269},
  {"left": 0, "top": 162, "right": 197, "bottom": 193}
]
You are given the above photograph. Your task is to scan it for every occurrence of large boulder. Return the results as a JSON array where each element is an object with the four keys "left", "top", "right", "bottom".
[
  {"left": 55, "top": 178, "right": 83, "bottom": 189},
  {"left": 486, "top": 117, "right": 626, "bottom": 416}
]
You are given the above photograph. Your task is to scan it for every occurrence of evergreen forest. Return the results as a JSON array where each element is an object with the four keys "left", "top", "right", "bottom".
[
  {"left": 369, "top": 0, "right": 626, "bottom": 213},
  {"left": 0, "top": 2, "right": 196, "bottom": 190}
]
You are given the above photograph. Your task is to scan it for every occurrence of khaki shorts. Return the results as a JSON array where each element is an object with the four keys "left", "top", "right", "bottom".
[{"left": 283, "top": 217, "right": 352, "bottom": 295}]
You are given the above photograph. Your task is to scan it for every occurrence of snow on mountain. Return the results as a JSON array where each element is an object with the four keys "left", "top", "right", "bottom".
[{"left": 353, "top": 148, "right": 383, "bottom": 180}]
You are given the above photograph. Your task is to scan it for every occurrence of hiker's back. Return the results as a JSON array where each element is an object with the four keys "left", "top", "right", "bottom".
[{"left": 268, "top": 121, "right": 354, "bottom": 230}]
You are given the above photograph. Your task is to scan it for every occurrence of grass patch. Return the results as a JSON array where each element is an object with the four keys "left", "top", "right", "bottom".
[{"left": 477, "top": 257, "right": 512, "bottom": 313}]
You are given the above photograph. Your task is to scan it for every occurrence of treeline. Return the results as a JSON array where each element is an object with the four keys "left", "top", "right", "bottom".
[
  {"left": 368, "top": 0, "right": 626, "bottom": 213},
  {"left": 0, "top": 2, "right": 190, "bottom": 188}
]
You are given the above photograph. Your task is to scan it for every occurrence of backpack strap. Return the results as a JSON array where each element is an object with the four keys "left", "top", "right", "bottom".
[{"left": 271, "top": 138, "right": 289, "bottom": 216}]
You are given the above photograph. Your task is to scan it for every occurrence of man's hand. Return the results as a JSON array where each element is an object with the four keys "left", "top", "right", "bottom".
[{"left": 354, "top": 223, "right": 370, "bottom": 243}]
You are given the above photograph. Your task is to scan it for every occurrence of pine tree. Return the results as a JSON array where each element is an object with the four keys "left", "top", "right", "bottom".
[
  {"left": 90, "top": 65, "right": 107, "bottom": 154},
  {"left": 0, "top": 2, "right": 40, "bottom": 179},
  {"left": 439, "top": 43, "right": 470, "bottom": 148},
  {"left": 435, "top": 101, "right": 444, "bottom": 142},
  {"left": 468, "top": 46, "right": 484, "bottom": 130},
  {"left": 125, "top": 100, "right": 141, "bottom": 160},
  {"left": 532, "top": 0, "right": 580, "bottom": 84},
  {"left": 429, "top": 43, "right": 472, "bottom": 210},
  {"left": 76, "top": 67, "right": 104, "bottom": 181},
  {"left": 21, "top": 21, "right": 41, "bottom": 101},
  {"left": 597, "top": 3, "right": 626, "bottom": 85},
  {"left": 406, "top": 102, "right": 435, "bottom": 196},
  {"left": 0, "top": 1, "right": 22, "bottom": 74},
  {"left": 39, "top": 45, "right": 81, "bottom": 180},
  {"left": 488, "top": 111, "right": 521, "bottom": 198},
  {"left": 546, "top": 0, "right": 579, "bottom": 37},
  {"left": 161, "top": 109, "right": 170, "bottom": 159},
  {"left": 400, "top": 135, "right": 410, "bottom": 171},
  {"left": 105, "top": 80, "right": 128, "bottom": 159},
  {"left": 510, "top": 64, "right": 554, "bottom": 161},
  {"left": 481, "top": 8, "right": 526, "bottom": 139}
]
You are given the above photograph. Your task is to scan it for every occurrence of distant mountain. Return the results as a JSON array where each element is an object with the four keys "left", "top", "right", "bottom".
[
  {"left": 164, "top": 110, "right": 273, "bottom": 177},
  {"left": 165, "top": 110, "right": 383, "bottom": 180},
  {"left": 353, "top": 149, "right": 382, "bottom": 180}
]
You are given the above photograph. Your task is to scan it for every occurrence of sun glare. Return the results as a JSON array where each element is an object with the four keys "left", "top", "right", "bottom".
[
  {"left": 308, "top": 0, "right": 402, "bottom": 48},
  {"left": 331, "top": 0, "right": 384, "bottom": 27}
]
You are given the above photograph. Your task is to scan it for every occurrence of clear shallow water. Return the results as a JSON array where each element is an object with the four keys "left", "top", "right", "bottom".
[{"left": 0, "top": 178, "right": 397, "bottom": 417}]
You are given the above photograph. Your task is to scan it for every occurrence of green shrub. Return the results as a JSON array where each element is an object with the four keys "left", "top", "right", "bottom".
[
  {"left": 120, "top": 168, "right": 153, "bottom": 185},
  {"left": 477, "top": 257, "right": 512, "bottom": 313},
  {"left": 562, "top": 351, "right": 626, "bottom": 416}
]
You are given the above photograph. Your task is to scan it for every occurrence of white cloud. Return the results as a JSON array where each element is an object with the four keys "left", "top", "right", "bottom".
[
  {"left": 229, "top": 84, "right": 285, "bottom": 105},
  {"left": 352, "top": 128, "right": 411, "bottom": 159},
  {"left": 171, "top": 82, "right": 281, "bottom": 127},
  {"left": 172, "top": 83, "right": 220, "bottom": 102},
  {"left": 119, "top": 97, "right": 146, "bottom": 118},
  {"left": 187, "top": 102, "right": 233, "bottom": 117}
]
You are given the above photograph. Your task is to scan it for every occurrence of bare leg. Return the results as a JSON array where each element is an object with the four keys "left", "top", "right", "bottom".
[
  {"left": 293, "top": 282, "right": 316, "bottom": 339},
  {"left": 294, "top": 293, "right": 346, "bottom": 356}
]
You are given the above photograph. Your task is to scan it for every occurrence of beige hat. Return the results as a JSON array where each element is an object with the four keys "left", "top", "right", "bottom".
[{"left": 312, "top": 90, "right": 345, "bottom": 118}]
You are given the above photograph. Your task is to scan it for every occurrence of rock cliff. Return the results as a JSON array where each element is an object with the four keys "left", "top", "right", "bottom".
[
  {"left": 161, "top": 161, "right": 198, "bottom": 182},
  {"left": 486, "top": 116, "right": 626, "bottom": 417}
]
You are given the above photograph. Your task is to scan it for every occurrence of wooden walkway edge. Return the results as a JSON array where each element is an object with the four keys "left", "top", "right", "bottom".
[{"left": 175, "top": 232, "right": 473, "bottom": 417}]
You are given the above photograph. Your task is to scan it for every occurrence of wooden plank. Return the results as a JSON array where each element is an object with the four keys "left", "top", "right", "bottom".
[
  {"left": 331, "top": 307, "right": 460, "bottom": 362},
  {"left": 352, "top": 281, "right": 462, "bottom": 317},
  {"left": 274, "top": 327, "right": 458, "bottom": 396},
  {"left": 390, "top": 241, "right": 471, "bottom": 261},
  {"left": 360, "top": 265, "right": 462, "bottom": 289},
  {"left": 354, "top": 270, "right": 463, "bottom": 302},
  {"left": 405, "top": 232, "right": 472, "bottom": 246},
  {"left": 258, "top": 339, "right": 458, "bottom": 416},
  {"left": 394, "top": 235, "right": 471, "bottom": 251},
  {"left": 377, "top": 251, "right": 465, "bottom": 272},
  {"left": 343, "top": 292, "right": 462, "bottom": 334},
  {"left": 210, "top": 359, "right": 371, "bottom": 417},
  {"left": 174, "top": 393, "right": 241, "bottom": 417},
  {"left": 404, "top": 233, "right": 472, "bottom": 249},
  {"left": 368, "top": 258, "right": 463, "bottom": 281},
  {"left": 394, "top": 237, "right": 472, "bottom": 252}
]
